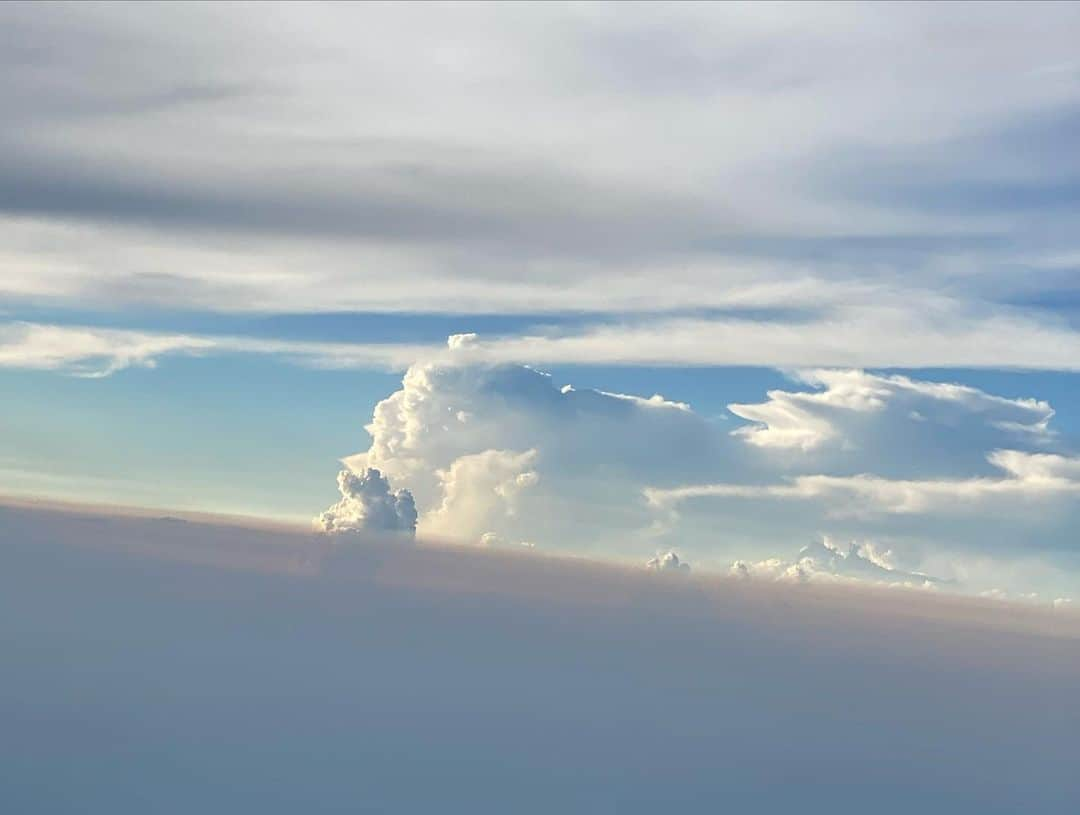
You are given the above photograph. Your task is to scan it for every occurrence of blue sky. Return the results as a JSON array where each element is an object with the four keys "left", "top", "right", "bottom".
[{"left": 3, "top": 2, "right": 1080, "bottom": 603}]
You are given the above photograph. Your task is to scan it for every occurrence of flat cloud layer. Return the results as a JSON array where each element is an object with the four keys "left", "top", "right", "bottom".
[
  {"left": 2, "top": 3, "right": 1080, "bottom": 372},
  {"left": 2, "top": 501, "right": 1078, "bottom": 813}
]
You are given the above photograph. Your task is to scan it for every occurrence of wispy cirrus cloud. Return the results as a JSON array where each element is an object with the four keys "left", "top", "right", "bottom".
[
  {"left": 0, "top": 322, "right": 217, "bottom": 377},
  {"left": 7, "top": 289, "right": 1080, "bottom": 377},
  {"left": 0, "top": 321, "right": 428, "bottom": 377}
]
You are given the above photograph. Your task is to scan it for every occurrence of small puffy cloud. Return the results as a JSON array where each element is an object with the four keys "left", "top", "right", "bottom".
[
  {"left": 479, "top": 532, "right": 537, "bottom": 549},
  {"left": 447, "top": 333, "right": 479, "bottom": 352},
  {"left": 646, "top": 551, "right": 690, "bottom": 572},
  {"left": 315, "top": 468, "right": 417, "bottom": 538}
]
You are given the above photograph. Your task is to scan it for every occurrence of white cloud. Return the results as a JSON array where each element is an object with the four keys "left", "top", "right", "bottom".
[
  {"left": 8, "top": 298, "right": 1080, "bottom": 376},
  {"left": 315, "top": 468, "right": 417, "bottom": 538},
  {"left": 17, "top": 329, "right": 1066, "bottom": 581},
  {"left": 646, "top": 551, "right": 690, "bottom": 572},
  {"left": 730, "top": 538, "right": 940, "bottom": 588},
  {"left": 645, "top": 369, "right": 1076, "bottom": 526},
  {"left": 422, "top": 449, "right": 540, "bottom": 541},
  {"left": 335, "top": 358, "right": 720, "bottom": 553},
  {"left": 0, "top": 321, "right": 429, "bottom": 376},
  {"left": 3, "top": 4, "right": 1080, "bottom": 331},
  {"left": 729, "top": 369, "right": 1053, "bottom": 451},
  {"left": 418, "top": 300, "right": 1080, "bottom": 372},
  {"left": 447, "top": 333, "right": 480, "bottom": 351},
  {"left": 477, "top": 531, "right": 536, "bottom": 549},
  {"left": 0, "top": 321, "right": 216, "bottom": 377},
  {"left": 317, "top": 354, "right": 1080, "bottom": 592},
  {"left": 647, "top": 449, "right": 1080, "bottom": 519}
]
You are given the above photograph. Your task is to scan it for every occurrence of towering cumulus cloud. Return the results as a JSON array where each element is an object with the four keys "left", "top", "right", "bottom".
[
  {"left": 334, "top": 351, "right": 715, "bottom": 554},
  {"left": 319, "top": 344, "right": 1079, "bottom": 599},
  {"left": 316, "top": 468, "right": 417, "bottom": 537}
]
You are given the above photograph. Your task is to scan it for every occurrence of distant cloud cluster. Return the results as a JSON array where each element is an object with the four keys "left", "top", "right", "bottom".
[
  {"left": 730, "top": 538, "right": 939, "bottom": 588},
  {"left": 648, "top": 450, "right": 1080, "bottom": 519},
  {"left": 313, "top": 353, "right": 1080, "bottom": 600},
  {"left": 645, "top": 369, "right": 1080, "bottom": 522},
  {"left": 728, "top": 369, "right": 1054, "bottom": 452}
]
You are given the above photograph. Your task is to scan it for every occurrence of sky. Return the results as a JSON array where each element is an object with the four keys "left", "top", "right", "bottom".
[{"left": 4, "top": 2, "right": 1080, "bottom": 603}]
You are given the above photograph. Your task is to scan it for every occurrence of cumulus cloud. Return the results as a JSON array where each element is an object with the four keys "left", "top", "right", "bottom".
[
  {"left": 645, "top": 368, "right": 1080, "bottom": 530},
  {"left": 338, "top": 358, "right": 718, "bottom": 550},
  {"left": 315, "top": 468, "right": 417, "bottom": 538},
  {"left": 447, "top": 333, "right": 480, "bottom": 351},
  {"left": 730, "top": 538, "right": 939, "bottom": 588},
  {"left": 423, "top": 449, "right": 540, "bottom": 541},
  {"left": 729, "top": 369, "right": 1054, "bottom": 454},
  {"left": 646, "top": 551, "right": 691, "bottom": 572},
  {"left": 314, "top": 350, "right": 1080, "bottom": 600}
]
